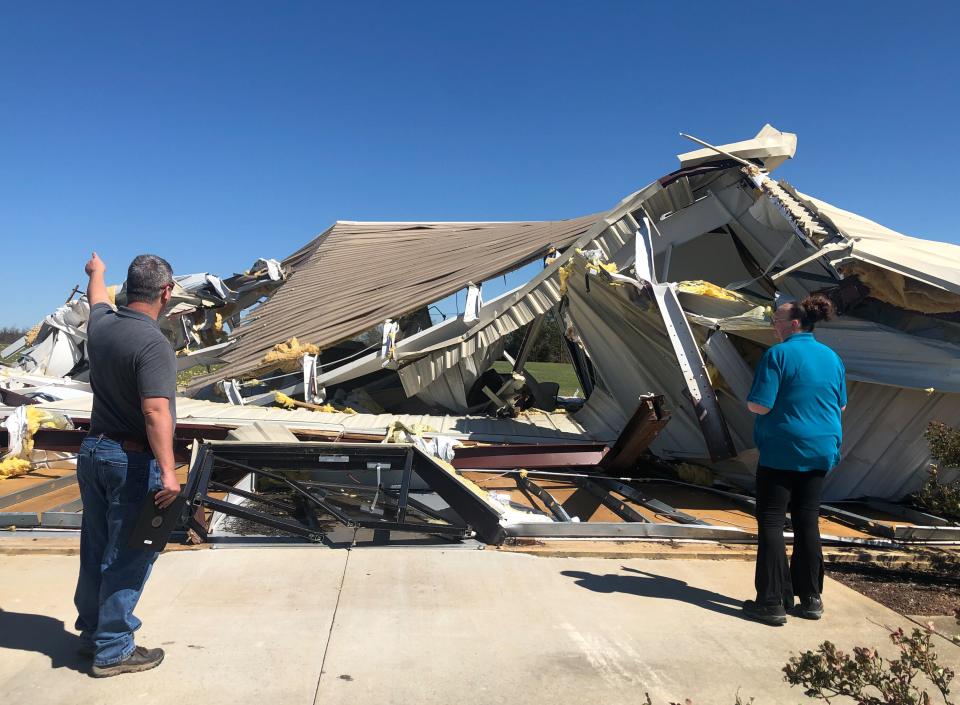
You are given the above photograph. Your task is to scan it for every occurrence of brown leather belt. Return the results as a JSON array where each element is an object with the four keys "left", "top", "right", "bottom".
[
  {"left": 98, "top": 433, "right": 151, "bottom": 454},
  {"left": 120, "top": 438, "right": 150, "bottom": 453}
]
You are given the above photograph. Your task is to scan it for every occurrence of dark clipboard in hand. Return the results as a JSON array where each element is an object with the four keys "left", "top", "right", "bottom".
[{"left": 128, "top": 491, "right": 186, "bottom": 552}]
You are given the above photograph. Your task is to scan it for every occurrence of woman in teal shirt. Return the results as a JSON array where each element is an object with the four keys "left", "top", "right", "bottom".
[{"left": 742, "top": 294, "right": 846, "bottom": 626}]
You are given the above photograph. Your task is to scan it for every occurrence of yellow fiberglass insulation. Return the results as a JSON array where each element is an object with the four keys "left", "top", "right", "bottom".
[
  {"left": 558, "top": 262, "right": 574, "bottom": 297},
  {"left": 257, "top": 337, "right": 321, "bottom": 373},
  {"left": 704, "top": 362, "right": 730, "bottom": 396},
  {"left": 842, "top": 262, "right": 960, "bottom": 315},
  {"left": 0, "top": 457, "right": 32, "bottom": 478},
  {"left": 384, "top": 420, "right": 438, "bottom": 444},
  {"left": 273, "top": 391, "right": 356, "bottom": 414},
  {"left": 274, "top": 391, "right": 298, "bottom": 409},
  {"left": 558, "top": 254, "right": 619, "bottom": 297},
  {"left": 677, "top": 280, "right": 756, "bottom": 305},
  {"left": 23, "top": 323, "right": 43, "bottom": 346},
  {"left": 0, "top": 407, "right": 74, "bottom": 479}
]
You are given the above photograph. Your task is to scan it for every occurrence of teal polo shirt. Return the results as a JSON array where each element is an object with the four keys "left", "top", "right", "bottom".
[{"left": 747, "top": 332, "right": 847, "bottom": 472}]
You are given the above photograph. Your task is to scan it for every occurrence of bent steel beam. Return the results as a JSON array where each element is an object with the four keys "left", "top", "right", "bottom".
[
  {"left": 604, "top": 213, "right": 736, "bottom": 462},
  {"left": 576, "top": 478, "right": 650, "bottom": 523},
  {"left": 649, "top": 283, "right": 736, "bottom": 462},
  {"left": 594, "top": 477, "right": 707, "bottom": 526},
  {"left": 515, "top": 474, "right": 572, "bottom": 522}
]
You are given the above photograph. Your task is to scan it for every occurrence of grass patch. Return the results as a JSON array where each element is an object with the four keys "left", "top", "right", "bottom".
[
  {"left": 177, "top": 363, "right": 222, "bottom": 390},
  {"left": 493, "top": 361, "right": 582, "bottom": 397}
]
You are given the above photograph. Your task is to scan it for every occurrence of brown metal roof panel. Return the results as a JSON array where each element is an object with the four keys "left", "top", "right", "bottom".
[{"left": 196, "top": 215, "right": 597, "bottom": 384}]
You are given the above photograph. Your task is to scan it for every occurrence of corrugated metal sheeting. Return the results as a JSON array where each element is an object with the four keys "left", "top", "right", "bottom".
[
  {"left": 397, "top": 216, "right": 633, "bottom": 397},
  {"left": 25, "top": 396, "right": 591, "bottom": 444},
  {"left": 199, "top": 216, "right": 597, "bottom": 385},
  {"left": 802, "top": 192, "right": 960, "bottom": 297},
  {"left": 824, "top": 382, "right": 960, "bottom": 500}
]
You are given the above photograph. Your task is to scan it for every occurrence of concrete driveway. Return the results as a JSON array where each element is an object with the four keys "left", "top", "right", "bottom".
[{"left": 1, "top": 545, "right": 957, "bottom": 704}]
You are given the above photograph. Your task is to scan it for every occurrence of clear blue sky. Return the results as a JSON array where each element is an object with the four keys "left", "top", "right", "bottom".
[{"left": 2, "top": 1, "right": 958, "bottom": 326}]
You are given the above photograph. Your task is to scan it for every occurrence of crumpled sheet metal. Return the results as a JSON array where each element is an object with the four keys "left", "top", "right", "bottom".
[
  {"left": 801, "top": 192, "right": 960, "bottom": 301},
  {"left": 7, "top": 258, "right": 285, "bottom": 379},
  {"left": 411, "top": 340, "right": 505, "bottom": 413},
  {"left": 395, "top": 217, "right": 632, "bottom": 398},
  {"left": 677, "top": 124, "right": 798, "bottom": 172},
  {"left": 563, "top": 262, "right": 712, "bottom": 459},
  {"left": 695, "top": 313, "right": 960, "bottom": 394},
  {"left": 373, "top": 127, "right": 960, "bottom": 500}
]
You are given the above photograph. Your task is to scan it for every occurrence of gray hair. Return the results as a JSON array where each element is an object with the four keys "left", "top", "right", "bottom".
[{"left": 126, "top": 254, "right": 174, "bottom": 304}]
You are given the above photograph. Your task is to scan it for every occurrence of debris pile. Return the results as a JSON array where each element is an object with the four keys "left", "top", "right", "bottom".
[{"left": 2, "top": 125, "right": 959, "bottom": 546}]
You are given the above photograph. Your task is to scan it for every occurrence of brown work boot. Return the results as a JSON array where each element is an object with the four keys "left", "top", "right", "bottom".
[{"left": 91, "top": 646, "right": 164, "bottom": 677}]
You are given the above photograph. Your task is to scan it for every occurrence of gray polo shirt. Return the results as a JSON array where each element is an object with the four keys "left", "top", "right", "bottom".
[{"left": 87, "top": 303, "right": 177, "bottom": 439}]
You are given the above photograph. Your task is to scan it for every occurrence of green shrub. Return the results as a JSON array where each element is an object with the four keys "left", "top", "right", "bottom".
[
  {"left": 783, "top": 627, "right": 954, "bottom": 704},
  {"left": 913, "top": 422, "right": 960, "bottom": 522},
  {"left": 925, "top": 422, "right": 960, "bottom": 469}
]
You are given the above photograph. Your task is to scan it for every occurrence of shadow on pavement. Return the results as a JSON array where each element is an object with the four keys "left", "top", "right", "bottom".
[
  {"left": 561, "top": 565, "right": 748, "bottom": 619},
  {"left": 0, "top": 608, "right": 89, "bottom": 673}
]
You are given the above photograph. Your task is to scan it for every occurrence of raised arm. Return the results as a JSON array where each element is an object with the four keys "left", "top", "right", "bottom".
[{"left": 85, "top": 252, "right": 109, "bottom": 307}]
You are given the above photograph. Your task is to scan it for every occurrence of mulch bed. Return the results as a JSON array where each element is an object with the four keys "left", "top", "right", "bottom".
[{"left": 827, "top": 563, "right": 960, "bottom": 617}]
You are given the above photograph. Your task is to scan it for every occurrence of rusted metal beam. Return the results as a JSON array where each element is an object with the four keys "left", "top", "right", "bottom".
[
  {"left": 0, "top": 388, "right": 39, "bottom": 406},
  {"left": 452, "top": 443, "right": 608, "bottom": 470},
  {"left": 600, "top": 395, "right": 670, "bottom": 473},
  {"left": 1, "top": 427, "right": 217, "bottom": 462}
]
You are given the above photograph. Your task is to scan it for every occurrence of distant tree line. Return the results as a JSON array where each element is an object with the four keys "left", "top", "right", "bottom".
[
  {"left": 0, "top": 326, "right": 28, "bottom": 345},
  {"left": 503, "top": 311, "right": 569, "bottom": 363}
]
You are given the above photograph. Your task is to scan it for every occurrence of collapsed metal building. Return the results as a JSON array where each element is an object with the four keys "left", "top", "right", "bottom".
[
  {"left": 179, "top": 124, "right": 960, "bottom": 500},
  {"left": 2, "top": 125, "right": 959, "bottom": 545}
]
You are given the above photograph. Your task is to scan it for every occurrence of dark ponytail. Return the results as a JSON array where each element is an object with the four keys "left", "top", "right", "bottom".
[{"left": 791, "top": 294, "right": 834, "bottom": 331}]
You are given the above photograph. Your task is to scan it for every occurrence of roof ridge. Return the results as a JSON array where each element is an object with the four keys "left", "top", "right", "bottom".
[{"left": 333, "top": 219, "right": 546, "bottom": 226}]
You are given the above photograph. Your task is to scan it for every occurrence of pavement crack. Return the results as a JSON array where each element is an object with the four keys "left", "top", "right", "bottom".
[{"left": 313, "top": 544, "right": 352, "bottom": 703}]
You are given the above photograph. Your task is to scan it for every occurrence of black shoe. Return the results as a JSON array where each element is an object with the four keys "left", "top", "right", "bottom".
[
  {"left": 742, "top": 599, "right": 787, "bottom": 626},
  {"left": 91, "top": 646, "right": 164, "bottom": 677},
  {"left": 794, "top": 596, "right": 824, "bottom": 620}
]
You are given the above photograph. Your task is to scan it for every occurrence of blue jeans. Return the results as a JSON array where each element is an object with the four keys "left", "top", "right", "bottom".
[{"left": 74, "top": 436, "right": 161, "bottom": 666}]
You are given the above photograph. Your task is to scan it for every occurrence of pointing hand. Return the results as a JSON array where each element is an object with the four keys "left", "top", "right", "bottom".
[{"left": 85, "top": 252, "right": 106, "bottom": 277}]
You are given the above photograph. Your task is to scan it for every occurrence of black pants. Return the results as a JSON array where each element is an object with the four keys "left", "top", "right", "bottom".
[{"left": 755, "top": 466, "right": 826, "bottom": 608}]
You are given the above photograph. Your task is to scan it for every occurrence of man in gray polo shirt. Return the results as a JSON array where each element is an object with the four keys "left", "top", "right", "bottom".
[{"left": 73, "top": 252, "right": 180, "bottom": 677}]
